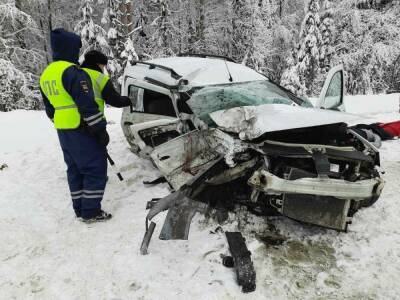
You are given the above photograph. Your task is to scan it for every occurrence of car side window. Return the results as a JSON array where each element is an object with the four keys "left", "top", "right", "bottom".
[
  {"left": 322, "top": 71, "right": 343, "bottom": 109},
  {"left": 128, "top": 85, "right": 141, "bottom": 109},
  {"left": 128, "top": 85, "right": 176, "bottom": 116},
  {"left": 143, "top": 89, "right": 176, "bottom": 117}
]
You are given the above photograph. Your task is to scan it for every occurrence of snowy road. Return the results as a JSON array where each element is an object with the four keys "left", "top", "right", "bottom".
[{"left": 1, "top": 108, "right": 399, "bottom": 299}]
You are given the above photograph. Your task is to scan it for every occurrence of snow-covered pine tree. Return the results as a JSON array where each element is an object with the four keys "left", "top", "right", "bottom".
[
  {"left": 231, "top": 0, "right": 254, "bottom": 63},
  {"left": 181, "top": 0, "right": 206, "bottom": 53},
  {"left": 116, "top": 0, "right": 138, "bottom": 79},
  {"left": 296, "top": 0, "right": 322, "bottom": 95},
  {"left": 120, "top": 38, "right": 138, "bottom": 71},
  {"left": 330, "top": 0, "right": 400, "bottom": 94},
  {"left": 319, "top": 0, "right": 334, "bottom": 73},
  {"left": 101, "top": 0, "right": 120, "bottom": 76},
  {"left": 192, "top": 0, "right": 231, "bottom": 56},
  {"left": 245, "top": 0, "right": 274, "bottom": 74},
  {"left": 74, "top": 0, "right": 112, "bottom": 60},
  {"left": 280, "top": 54, "right": 308, "bottom": 97},
  {"left": 356, "top": 0, "right": 396, "bottom": 10},
  {"left": 194, "top": 0, "right": 206, "bottom": 52},
  {"left": 146, "top": 0, "right": 180, "bottom": 57},
  {"left": 0, "top": 0, "right": 44, "bottom": 111},
  {"left": 102, "top": 0, "right": 138, "bottom": 81},
  {"left": 132, "top": 1, "right": 154, "bottom": 59}
]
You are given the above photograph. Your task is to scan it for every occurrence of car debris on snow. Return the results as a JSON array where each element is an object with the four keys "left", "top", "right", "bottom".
[{"left": 224, "top": 232, "right": 256, "bottom": 293}]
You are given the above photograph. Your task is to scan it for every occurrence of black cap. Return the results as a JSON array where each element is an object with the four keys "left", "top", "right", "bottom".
[
  {"left": 84, "top": 50, "right": 108, "bottom": 64},
  {"left": 81, "top": 50, "right": 108, "bottom": 72}
]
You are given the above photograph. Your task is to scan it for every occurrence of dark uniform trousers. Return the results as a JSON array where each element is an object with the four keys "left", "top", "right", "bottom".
[{"left": 57, "top": 129, "right": 107, "bottom": 218}]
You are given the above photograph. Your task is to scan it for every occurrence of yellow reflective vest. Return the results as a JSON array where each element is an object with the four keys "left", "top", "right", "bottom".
[
  {"left": 82, "top": 68, "right": 110, "bottom": 115},
  {"left": 39, "top": 61, "right": 81, "bottom": 129}
]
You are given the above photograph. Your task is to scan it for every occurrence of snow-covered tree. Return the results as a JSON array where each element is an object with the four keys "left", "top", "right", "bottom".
[
  {"left": 0, "top": 1, "right": 44, "bottom": 111},
  {"left": 145, "top": 0, "right": 180, "bottom": 57},
  {"left": 120, "top": 37, "right": 138, "bottom": 69},
  {"left": 280, "top": 55, "right": 308, "bottom": 96},
  {"left": 296, "top": 0, "right": 322, "bottom": 94},
  {"left": 2, "top": 0, "right": 400, "bottom": 113},
  {"left": 231, "top": 0, "right": 254, "bottom": 62},
  {"left": 330, "top": 0, "right": 400, "bottom": 94},
  {"left": 319, "top": 0, "right": 334, "bottom": 72},
  {"left": 245, "top": 0, "right": 275, "bottom": 73},
  {"left": 0, "top": 59, "right": 41, "bottom": 111},
  {"left": 74, "top": 0, "right": 112, "bottom": 59},
  {"left": 101, "top": 0, "right": 138, "bottom": 81}
]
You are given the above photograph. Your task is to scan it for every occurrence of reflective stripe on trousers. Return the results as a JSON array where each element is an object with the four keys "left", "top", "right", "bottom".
[{"left": 70, "top": 189, "right": 105, "bottom": 199}]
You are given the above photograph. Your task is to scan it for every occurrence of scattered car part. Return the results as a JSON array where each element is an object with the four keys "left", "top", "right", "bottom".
[
  {"left": 145, "top": 198, "right": 161, "bottom": 210},
  {"left": 140, "top": 221, "right": 156, "bottom": 255},
  {"left": 159, "top": 196, "right": 208, "bottom": 240},
  {"left": 143, "top": 176, "right": 167, "bottom": 185},
  {"left": 225, "top": 232, "right": 256, "bottom": 293},
  {"left": 221, "top": 254, "right": 235, "bottom": 268}
]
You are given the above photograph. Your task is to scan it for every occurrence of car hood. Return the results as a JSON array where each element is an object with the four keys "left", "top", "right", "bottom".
[{"left": 209, "top": 104, "right": 362, "bottom": 140}]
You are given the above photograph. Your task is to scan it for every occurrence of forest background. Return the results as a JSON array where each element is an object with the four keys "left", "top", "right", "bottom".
[{"left": 1, "top": 0, "right": 399, "bottom": 111}]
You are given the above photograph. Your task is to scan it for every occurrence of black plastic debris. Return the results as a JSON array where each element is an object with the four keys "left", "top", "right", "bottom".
[
  {"left": 221, "top": 254, "right": 234, "bottom": 268},
  {"left": 143, "top": 177, "right": 167, "bottom": 185},
  {"left": 225, "top": 232, "right": 256, "bottom": 293},
  {"left": 146, "top": 198, "right": 161, "bottom": 210}
]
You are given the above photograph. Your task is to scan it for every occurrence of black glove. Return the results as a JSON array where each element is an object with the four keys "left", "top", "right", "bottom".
[
  {"left": 122, "top": 96, "right": 132, "bottom": 107},
  {"left": 93, "top": 128, "right": 110, "bottom": 147}
]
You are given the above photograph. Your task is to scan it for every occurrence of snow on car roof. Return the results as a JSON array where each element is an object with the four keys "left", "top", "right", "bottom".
[{"left": 124, "top": 57, "right": 267, "bottom": 89}]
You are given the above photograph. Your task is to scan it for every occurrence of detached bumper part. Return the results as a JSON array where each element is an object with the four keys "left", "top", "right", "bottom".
[
  {"left": 248, "top": 169, "right": 385, "bottom": 231},
  {"left": 248, "top": 169, "right": 384, "bottom": 200},
  {"left": 140, "top": 190, "right": 208, "bottom": 255}
]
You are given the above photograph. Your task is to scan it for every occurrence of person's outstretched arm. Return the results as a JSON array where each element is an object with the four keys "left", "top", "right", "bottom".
[{"left": 102, "top": 81, "right": 131, "bottom": 108}]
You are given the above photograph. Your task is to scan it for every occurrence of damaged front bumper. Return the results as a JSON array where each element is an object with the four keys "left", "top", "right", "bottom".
[
  {"left": 140, "top": 127, "right": 386, "bottom": 253},
  {"left": 248, "top": 169, "right": 384, "bottom": 200},
  {"left": 248, "top": 168, "right": 385, "bottom": 231}
]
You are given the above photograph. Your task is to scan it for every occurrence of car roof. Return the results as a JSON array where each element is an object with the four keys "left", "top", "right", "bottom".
[{"left": 123, "top": 56, "right": 267, "bottom": 90}]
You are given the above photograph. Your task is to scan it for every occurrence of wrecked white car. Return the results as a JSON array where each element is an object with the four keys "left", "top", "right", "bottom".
[{"left": 120, "top": 54, "right": 384, "bottom": 250}]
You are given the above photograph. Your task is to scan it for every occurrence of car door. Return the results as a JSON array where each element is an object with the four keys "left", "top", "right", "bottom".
[
  {"left": 150, "top": 129, "right": 220, "bottom": 190},
  {"left": 121, "top": 77, "right": 183, "bottom": 157},
  {"left": 316, "top": 65, "right": 345, "bottom": 111}
]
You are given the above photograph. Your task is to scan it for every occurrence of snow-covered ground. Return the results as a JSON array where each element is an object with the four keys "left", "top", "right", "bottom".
[{"left": 0, "top": 103, "right": 399, "bottom": 299}]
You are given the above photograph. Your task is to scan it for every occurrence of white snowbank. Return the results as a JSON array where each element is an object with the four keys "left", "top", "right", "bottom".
[
  {"left": 310, "top": 93, "right": 400, "bottom": 115},
  {"left": 344, "top": 93, "right": 400, "bottom": 114},
  {"left": 0, "top": 105, "right": 400, "bottom": 299},
  {"left": 0, "top": 110, "right": 57, "bottom": 153}
]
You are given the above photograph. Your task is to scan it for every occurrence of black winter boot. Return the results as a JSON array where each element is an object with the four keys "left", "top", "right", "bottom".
[{"left": 82, "top": 210, "right": 112, "bottom": 223}]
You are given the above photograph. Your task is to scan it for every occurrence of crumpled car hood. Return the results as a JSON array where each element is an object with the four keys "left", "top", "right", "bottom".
[{"left": 209, "top": 104, "right": 362, "bottom": 140}]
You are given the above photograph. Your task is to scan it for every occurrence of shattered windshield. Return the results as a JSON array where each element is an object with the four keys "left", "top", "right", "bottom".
[{"left": 187, "top": 80, "right": 313, "bottom": 125}]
